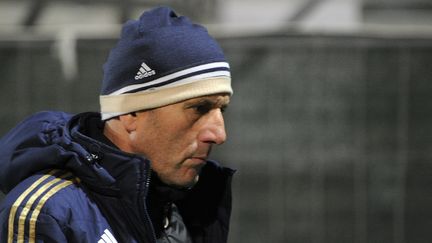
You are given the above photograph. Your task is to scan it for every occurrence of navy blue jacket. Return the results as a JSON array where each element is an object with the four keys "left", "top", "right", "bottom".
[{"left": 0, "top": 111, "right": 234, "bottom": 243}]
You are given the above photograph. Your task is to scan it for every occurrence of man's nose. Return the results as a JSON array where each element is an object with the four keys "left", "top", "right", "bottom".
[{"left": 198, "top": 109, "right": 227, "bottom": 145}]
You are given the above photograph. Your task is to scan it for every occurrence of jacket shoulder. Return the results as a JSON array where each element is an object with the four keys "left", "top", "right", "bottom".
[
  {"left": 0, "top": 111, "right": 74, "bottom": 193},
  {"left": 0, "top": 170, "right": 113, "bottom": 242}
]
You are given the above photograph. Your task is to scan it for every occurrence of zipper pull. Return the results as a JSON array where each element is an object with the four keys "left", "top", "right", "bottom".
[
  {"left": 163, "top": 203, "right": 172, "bottom": 229},
  {"left": 164, "top": 216, "right": 170, "bottom": 229}
]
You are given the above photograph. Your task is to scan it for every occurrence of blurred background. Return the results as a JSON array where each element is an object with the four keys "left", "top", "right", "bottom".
[{"left": 1, "top": 0, "right": 432, "bottom": 242}]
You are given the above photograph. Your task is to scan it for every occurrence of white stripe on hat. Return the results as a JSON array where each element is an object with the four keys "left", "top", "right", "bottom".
[
  {"left": 109, "top": 61, "right": 230, "bottom": 95},
  {"left": 154, "top": 70, "right": 230, "bottom": 89}
]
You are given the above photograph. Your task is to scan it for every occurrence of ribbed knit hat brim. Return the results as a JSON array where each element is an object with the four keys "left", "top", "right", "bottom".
[{"left": 100, "top": 76, "right": 231, "bottom": 120}]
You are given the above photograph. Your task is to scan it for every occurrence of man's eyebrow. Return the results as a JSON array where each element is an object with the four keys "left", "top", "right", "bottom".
[
  {"left": 184, "top": 97, "right": 229, "bottom": 108},
  {"left": 184, "top": 99, "right": 215, "bottom": 109}
]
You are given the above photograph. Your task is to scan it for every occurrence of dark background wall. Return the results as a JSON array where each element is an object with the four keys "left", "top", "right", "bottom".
[{"left": 1, "top": 33, "right": 432, "bottom": 243}]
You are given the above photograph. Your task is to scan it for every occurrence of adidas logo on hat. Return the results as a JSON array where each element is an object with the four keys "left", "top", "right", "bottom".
[{"left": 135, "top": 62, "right": 156, "bottom": 80}]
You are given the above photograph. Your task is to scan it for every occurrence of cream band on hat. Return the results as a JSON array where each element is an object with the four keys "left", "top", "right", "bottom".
[{"left": 100, "top": 77, "right": 232, "bottom": 120}]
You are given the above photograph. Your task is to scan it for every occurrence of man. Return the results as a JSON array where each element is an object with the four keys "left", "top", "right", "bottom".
[{"left": 0, "top": 6, "right": 234, "bottom": 243}]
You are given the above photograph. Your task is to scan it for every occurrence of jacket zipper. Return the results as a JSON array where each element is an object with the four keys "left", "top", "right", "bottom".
[{"left": 138, "top": 165, "right": 158, "bottom": 243}]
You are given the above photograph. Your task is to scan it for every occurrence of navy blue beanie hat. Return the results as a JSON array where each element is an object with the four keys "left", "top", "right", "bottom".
[{"left": 100, "top": 6, "right": 232, "bottom": 120}]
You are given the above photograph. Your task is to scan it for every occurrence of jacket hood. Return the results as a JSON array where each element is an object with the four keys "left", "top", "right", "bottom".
[{"left": 0, "top": 111, "right": 121, "bottom": 194}]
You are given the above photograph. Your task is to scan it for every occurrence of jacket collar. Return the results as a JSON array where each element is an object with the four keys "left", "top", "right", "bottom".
[{"left": 67, "top": 112, "right": 151, "bottom": 200}]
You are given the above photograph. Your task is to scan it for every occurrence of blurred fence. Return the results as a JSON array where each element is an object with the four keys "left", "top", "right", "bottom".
[{"left": 1, "top": 33, "right": 432, "bottom": 243}]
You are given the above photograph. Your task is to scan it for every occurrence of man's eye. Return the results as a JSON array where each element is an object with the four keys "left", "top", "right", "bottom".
[{"left": 194, "top": 105, "right": 211, "bottom": 115}]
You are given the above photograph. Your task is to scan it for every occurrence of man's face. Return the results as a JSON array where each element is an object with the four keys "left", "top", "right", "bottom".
[{"left": 130, "top": 94, "right": 230, "bottom": 188}]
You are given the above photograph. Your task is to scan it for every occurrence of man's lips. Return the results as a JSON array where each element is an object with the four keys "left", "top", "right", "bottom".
[
  {"left": 189, "top": 156, "right": 207, "bottom": 164},
  {"left": 191, "top": 156, "right": 206, "bottom": 161}
]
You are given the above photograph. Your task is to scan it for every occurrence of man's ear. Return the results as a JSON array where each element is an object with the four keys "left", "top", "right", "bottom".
[{"left": 118, "top": 113, "right": 138, "bottom": 133}]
